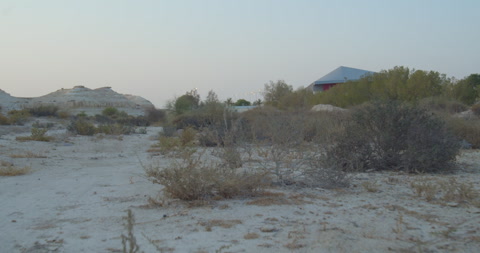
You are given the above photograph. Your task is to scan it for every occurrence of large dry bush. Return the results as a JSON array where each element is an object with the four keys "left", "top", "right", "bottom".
[
  {"left": 145, "top": 150, "right": 267, "bottom": 201},
  {"left": 418, "top": 97, "right": 468, "bottom": 114},
  {"left": 237, "top": 107, "right": 350, "bottom": 187},
  {"left": 325, "top": 100, "right": 460, "bottom": 173},
  {"left": 444, "top": 116, "right": 480, "bottom": 149},
  {"left": 28, "top": 104, "right": 59, "bottom": 117}
]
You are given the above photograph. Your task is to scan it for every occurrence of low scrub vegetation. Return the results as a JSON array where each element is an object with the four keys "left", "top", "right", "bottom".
[
  {"left": 0, "top": 161, "right": 31, "bottom": 176},
  {"left": 28, "top": 105, "right": 59, "bottom": 117},
  {"left": 411, "top": 177, "right": 480, "bottom": 207},
  {"left": 16, "top": 127, "right": 54, "bottom": 142},
  {"left": 145, "top": 150, "right": 268, "bottom": 201},
  {"left": 324, "top": 100, "right": 460, "bottom": 173},
  {"left": 67, "top": 108, "right": 148, "bottom": 136}
]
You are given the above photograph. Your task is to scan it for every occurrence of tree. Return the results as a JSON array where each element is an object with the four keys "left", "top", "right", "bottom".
[
  {"left": 234, "top": 99, "right": 251, "bottom": 106},
  {"left": 263, "top": 80, "right": 293, "bottom": 108},
  {"left": 174, "top": 89, "right": 200, "bottom": 115},
  {"left": 448, "top": 74, "right": 480, "bottom": 105},
  {"left": 204, "top": 90, "right": 220, "bottom": 105},
  {"left": 225, "top": 98, "right": 234, "bottom": 106},
  {"left": 252, "top": 99, "right": 262, "bottom": 106}
]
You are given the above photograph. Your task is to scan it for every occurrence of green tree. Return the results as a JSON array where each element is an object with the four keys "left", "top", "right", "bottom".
[
  {"left": 263, "top": 80, "right": 293, "bottom": 108},
  {"left": 174, "top": 89, "right": 200, "bottom": 115},
  {"left": 234, "top": 99, "right": 251, "bottom": 106},
  {"left": 448, "top": 74, "right": 480, "bottom": 105}
]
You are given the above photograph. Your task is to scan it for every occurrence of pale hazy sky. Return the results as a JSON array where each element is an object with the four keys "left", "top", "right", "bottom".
[{"left": 1, "top": 0, "right": 479, "bottom": 107}]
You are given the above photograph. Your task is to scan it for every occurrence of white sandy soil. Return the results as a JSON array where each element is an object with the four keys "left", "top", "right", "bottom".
[{"left": 1, "top": 121, "right": 480, "bottom": 253}]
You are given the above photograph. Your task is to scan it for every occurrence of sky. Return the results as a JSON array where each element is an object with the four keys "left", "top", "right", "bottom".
[{"left": 1, "top": 0, "right": 479, "bottom": 108}]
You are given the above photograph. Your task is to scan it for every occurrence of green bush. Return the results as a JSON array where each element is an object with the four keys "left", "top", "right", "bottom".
[
  {"left": 68, "top": 119, "right": 96, "bottom": 136},
  {"left": 16, "top": 127, "right": 53, "bottom": 142},
  {"left": 28, "top": 105, "right": 59, "bottom": 117},
  {"left": 102, "top": 107, "right": 119, "bottom": 117},
  {"left": 325, "top": 100, "right": 460, "bottom": 173}
]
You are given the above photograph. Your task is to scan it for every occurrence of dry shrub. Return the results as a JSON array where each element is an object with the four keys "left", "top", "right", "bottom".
[
  {"left": 8, "top": 109, "right": 30, "bottom": 125},
  {"left": 440, "top": 178, "right": 479, "bottom": 206},
  {"left": 68, "top": 119, "right": 96, "bottom": 136},
  {"left": 145, "top": 150, "right": 267, "bottom": 201},
  {"left": 411, "top": 179, "right": 439, "bottom": 202},
  {"left": 199, "top": 219, "right": 242, "bottom": 229},
  {"left": 28, "top": 105, "right": 59, "bottom": 117},
  {"left": 419, "top": 97, "right": 468, "bottom": 114},
  {"left": 471, "top": 103, "right": 480, "bottom": 116},
  {"left": 0, "top": 161, "right": 30, "bottom": 176},
  {"left": 96, "top": 124, "right": 135, "bottom": 135},
  {"left": 325, "top": 100, "right": 460, "bottom": 173},
  {"left": 244, "top": 233, "right": 260, "bottom": 240},
  {"left": 10, "top": 151, "right": 47, "bottom": 158},
  {"left": 145, "top": 107, "right": 166, "bottom": 124},
  {"left": 445, "top": 116, "right": 480, "bottom": 148},
  {"left": 411, "top": 177, "right": 479, "bottom": 206},
  {"left": 156, "top": 136, "right": 182, "bottom": 154},
  {"left": 0, "top": 113, "right": 9, "bottom": 125},
  {"left": 180, "top": 127, "right": 196, "bottom": 146},
  {"left": 16, "top": 127, "right": 53, "bottom": 142}
]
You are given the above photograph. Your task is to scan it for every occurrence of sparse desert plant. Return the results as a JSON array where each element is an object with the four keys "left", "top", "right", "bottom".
[
  {"left": 419, "top": 97, "right": 468, "bottom": 114},
  {"left": 444, "top": 116, "right": 480, "bottom": 149},
  {"left": 243, "top": 232, "right": 260, "bottom": 240},
  {"left": 472, "top": 103, "right": 480, "bottom": 116},
  {"left": 325, "top": 100, "right": 460, "bottom": 173},
  {"left": 0, "top": 113, "right": 9, "bottom": 125},
  {"left": 16, "top": 127, "right": 53, "bottom": 142},
  {"left": 411, "top": 177, "right": 479, "bottom": 206},
  {"left": 28, "top": 104, "right": 59, "bottom": 117},
  {"left": 96, "top": 124, "right": 135, "bottom": 135},
  {"left": 57, "top": 111, "right": 70, "bottom": 119},
  {"left": 68, "top": 119, "right": 96, "bottom": 136},
  {"left": 145, "top": 107, "right": 166, "bottom": 124},
  {"left": 121, "top": 209, "right": 143, "bottom": 253},
  {"left": 439, "top": 178, "right": 479, "bottom": 206},
  {"left": 411, "top": 180, "right": 439, "bottom": 201},
  {"left": 0, "top": 161, "right": 31, "bottom": 176},
  {"left": 10, "top": 151, "right": 47, "bottom": 158},
  {"left": 103, "top": 107, "right": 120, "bottom": 117},
  {"left": 155, "top": 136, "right": 182, "bottom": 155},
  {"left": 145, "top": 150, "right": 267, "bottom": 201},
  {"left": 8, "top": 109, "right": 30, "bottom": 125},
  {"left": 180, "top": 127, "right": 196, "bottom": 146},
  {"left": 361, "top": 180, "right": 380, "bottom": 193}
]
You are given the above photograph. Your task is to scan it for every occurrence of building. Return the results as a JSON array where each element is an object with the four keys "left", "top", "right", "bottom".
[{"left": 308, "top": 66, "right": 375, "bottom": 92}]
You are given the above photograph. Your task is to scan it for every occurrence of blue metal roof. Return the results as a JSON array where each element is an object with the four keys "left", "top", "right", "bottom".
[{"left": 312, "top": 66, "right": 375, "bottom": 85}]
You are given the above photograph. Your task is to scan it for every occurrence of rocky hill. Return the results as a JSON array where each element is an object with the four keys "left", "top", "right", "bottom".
[{"left": 0, "top": 86, "right": 154, "bottom": 115}]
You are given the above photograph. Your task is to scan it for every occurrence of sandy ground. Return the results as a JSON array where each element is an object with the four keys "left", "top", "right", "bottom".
[{"left": 1, "top": 121, "right": 480, "bottom": 253}]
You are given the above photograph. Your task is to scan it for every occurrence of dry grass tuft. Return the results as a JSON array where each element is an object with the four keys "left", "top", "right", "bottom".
[
  {"left": 411, "top": 177, "right": 479, "bottom": 206},
  {"left": 0, "top": 161, "right": 31, "bottom": 176},
  {"left": 199, "top": 219, "right": 242, "bottom": 231},
  {"left": 10, "top": 151, "right": 47, "bottom": 158},
  {"left": 243, "top": 233, "right": 260, "bottom": 240},
  {"left": 361, "top": 181, "right": 380, "bottom": 193}
]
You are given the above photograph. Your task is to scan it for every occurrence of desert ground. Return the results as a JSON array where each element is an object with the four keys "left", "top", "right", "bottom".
[{"left": 1, "top": 119, "right": 480, "bottom": 253}]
